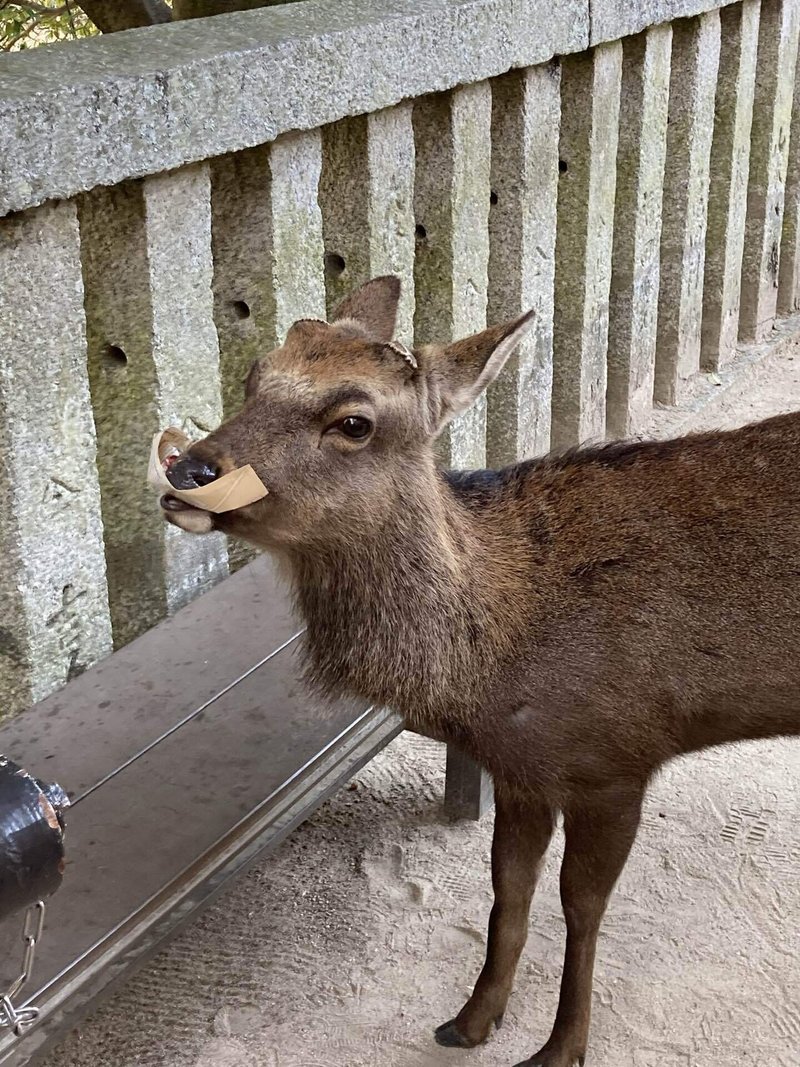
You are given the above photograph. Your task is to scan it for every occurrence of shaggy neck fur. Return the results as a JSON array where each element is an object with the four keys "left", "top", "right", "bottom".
[{"left": 288, "top": 460, "right": 540, "bottom": 735}]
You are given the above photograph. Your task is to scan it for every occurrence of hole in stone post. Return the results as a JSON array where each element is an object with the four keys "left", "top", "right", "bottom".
[
  {"left": 415, "top": 224, "right": 427, "bottom": 240},
  {"left": 325, "top": 253, "right": 346, "bottom": 277},
  {"left": 490, "top": 191, "right": 498, "bottom": 206},
  {"left": 231, "top": 300, "right": 251, "bottom": 320},
  {"left": 558, "top": 160, "right": 568, "bottom": 174},
  {"left": 102, "top": 345, "right": 128, "bottom": 369}
]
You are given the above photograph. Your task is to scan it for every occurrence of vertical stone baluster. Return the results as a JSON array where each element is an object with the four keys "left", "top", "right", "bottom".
[
  {"left": 607, "top": 26, "right": 671, "bottom": 438},
  {"left": 211, "top": 130, "right": 326, "bottom": 392},
  {"left": 778, "top": 42, "right": 800, "bottom": 314},
  {"left": 80, "top": 164, "right": 228, "bottom": 647},
  {"left": 552, "top": 42, "right": 623, "bottom": 449},
  {"left": 210, "top": 132, "right": 325, "bottom": 572},
  {"left": 413, "top": 83, "right": 492, "bottom": 469},
  {"left": 701, "top": 0, "right": 761, "bottom": 369},
  {"left": 413, "top": 83, "right": 493, "bottom": 819},
  {"left": 210, "top": 144, "right": 274, "bottom": 420},
  {"left": 0, "top": 200, "right": 112, "bottom": 715},
  {"left": 319, "top": 103, "right": 416, "bottom": 344},
  {"left": 262, "top": 132, "right": 327, "bottom": 338},
  {"left": 487, "top": 62, "right": 560, "bottom": 465},
  {"left": 654, "top": 12, "right": 721, "bottom": 405},
  {"left": 739, "top": 0, "right": 800, "bottom": 341}
]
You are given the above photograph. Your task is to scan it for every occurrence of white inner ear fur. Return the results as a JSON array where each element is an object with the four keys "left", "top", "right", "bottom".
[
  {"left": 331, "top": 316, "right": 370, "bottom": 338},
  {"left": 442, "top": 314, "right": 536, "bottom": 425}
]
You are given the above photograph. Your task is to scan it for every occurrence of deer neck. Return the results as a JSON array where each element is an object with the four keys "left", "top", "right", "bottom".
[{"left": 288, "top": 464, "right": 535, "bottom": 733}]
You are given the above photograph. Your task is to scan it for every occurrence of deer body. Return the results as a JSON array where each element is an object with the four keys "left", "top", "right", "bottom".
[
  {"left": 161, "top": 277, "right": 799, "bottom": 1067},
  {"left": 297, "top": 426, "right": 800, "bottom": 768}
]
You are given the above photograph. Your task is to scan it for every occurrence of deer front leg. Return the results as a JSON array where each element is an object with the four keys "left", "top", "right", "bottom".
[
  {"left": 515, "top": 783, "right": 644, "bottom": 1067},
  {"left": 435, "top": 789, "right": 555, "bottom": 1048}
]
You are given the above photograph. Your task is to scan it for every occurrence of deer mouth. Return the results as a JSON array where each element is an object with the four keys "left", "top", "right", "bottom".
[
  {"left": 159, "top": 494, "right": 215, "bottom": 535},
  {"left": 160, "top": 493, "right": 198, "bottom": 514}
]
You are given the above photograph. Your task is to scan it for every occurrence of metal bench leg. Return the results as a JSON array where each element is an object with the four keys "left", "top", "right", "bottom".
[{"left": 444, "top": 744, "right": 494, "bottom": 820}]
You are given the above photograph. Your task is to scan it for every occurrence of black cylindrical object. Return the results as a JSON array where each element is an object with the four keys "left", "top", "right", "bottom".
[{"left": 0, "top": 756, "right": 68, "bottom": 921}]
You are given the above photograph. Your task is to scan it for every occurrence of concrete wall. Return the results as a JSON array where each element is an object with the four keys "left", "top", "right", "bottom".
[{"left": 1, "top": 0, "right": 799, "bottom": 714}]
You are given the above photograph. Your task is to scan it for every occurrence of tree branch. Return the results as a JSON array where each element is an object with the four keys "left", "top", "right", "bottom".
[
  {"left": 76, "top": 0, "right": 172, "bottom": 32},
  {"left": 1, "top": 10, "right": 51, "bottom": 49},
  {"left": 1, "top": 2, "right": 69, "bottom": 14},
  {"left": 172, "top": 0, "right": 305, "bottom": 18}
]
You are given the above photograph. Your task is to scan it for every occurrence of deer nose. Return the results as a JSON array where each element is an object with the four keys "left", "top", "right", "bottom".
[{"left": 167, "top": 455, "right": 219, "bottom": 491}]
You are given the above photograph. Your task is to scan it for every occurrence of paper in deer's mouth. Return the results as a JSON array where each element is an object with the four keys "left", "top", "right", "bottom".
[
  {"left": 160, "top": 451, "right": 198, "bottom": 513},
  {"left": 147, "top": 429, "right": 269, "bottom": 515}
]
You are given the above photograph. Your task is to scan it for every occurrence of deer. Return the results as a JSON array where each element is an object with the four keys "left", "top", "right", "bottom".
[{"left": 159, "top": 275, "right": 800, "bottom": 1067}]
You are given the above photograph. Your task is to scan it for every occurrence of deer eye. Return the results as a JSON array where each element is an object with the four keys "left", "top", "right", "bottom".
[{"left": 338, "top": 416, "right": 373, "bottom": 440}]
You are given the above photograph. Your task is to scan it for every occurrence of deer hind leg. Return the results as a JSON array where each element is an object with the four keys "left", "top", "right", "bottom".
[
  {"left": 435, "top": 788, "right": 556, "bottom": 1048},
  {"left": 515, "top": 781, "right": 645, "bottom": 1067}
]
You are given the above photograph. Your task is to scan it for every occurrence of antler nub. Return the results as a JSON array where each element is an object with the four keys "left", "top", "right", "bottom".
[{"left": 385, "top": 341, "right": 418, "bottom": 371}]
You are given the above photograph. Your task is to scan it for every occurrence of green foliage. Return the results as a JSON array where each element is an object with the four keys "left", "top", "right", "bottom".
[
  {"left": 0, "top": 0, "right": 305, "bottom": 52},
  {"left": 0, "top": 1, "right": 98, "bottom": 50}
]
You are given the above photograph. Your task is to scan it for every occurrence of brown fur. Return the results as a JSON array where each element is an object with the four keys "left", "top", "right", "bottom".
[{"left": 162, "top": 277, "right": 800, "bottom": 1067}]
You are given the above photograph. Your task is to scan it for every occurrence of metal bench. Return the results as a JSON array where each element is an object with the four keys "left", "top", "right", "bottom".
[{"left": 0, "top": 556, "right": 407, "bottom": 1066}]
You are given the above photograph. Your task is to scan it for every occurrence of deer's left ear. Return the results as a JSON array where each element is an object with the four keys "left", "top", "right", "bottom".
[
  {"left": 423, "top": 311, "right": 535, "bottom": 434},
  {"left": 331, "top": 275, "right": 401, "bottom": 343}
]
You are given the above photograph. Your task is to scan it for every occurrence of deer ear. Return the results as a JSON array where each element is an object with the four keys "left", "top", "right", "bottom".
[
  {"left": 330, "top": 276, "right": 401, "bottom": 343},
  {"left": 425, "top": 311, "right": 535, "bottom": 433}
]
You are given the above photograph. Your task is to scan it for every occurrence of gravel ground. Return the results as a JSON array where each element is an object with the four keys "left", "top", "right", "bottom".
[{"left": 42, "top": 332, "right": 800, "bottom": 1067}]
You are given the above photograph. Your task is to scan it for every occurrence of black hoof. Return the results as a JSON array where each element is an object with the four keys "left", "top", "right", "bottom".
[{"left": 434, "top": 1019, "right": 473, "bottom": 1048}]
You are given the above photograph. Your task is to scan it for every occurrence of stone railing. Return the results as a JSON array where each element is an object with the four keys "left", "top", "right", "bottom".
[{"left": 1, "top": 0, "right": 799, "bottom": 715}]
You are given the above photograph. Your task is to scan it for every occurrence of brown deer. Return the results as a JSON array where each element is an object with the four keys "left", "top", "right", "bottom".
[{"left": 160, "top": 276, "right": 800, "bottom": 1067}]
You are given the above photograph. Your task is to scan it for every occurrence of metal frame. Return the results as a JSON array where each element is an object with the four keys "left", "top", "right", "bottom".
[
  {"left": 0, "top": 705, "right": 401, "bottom": 1067},
  {"left": 0, "top": 552, "right": 484, "bottom": 1064}
]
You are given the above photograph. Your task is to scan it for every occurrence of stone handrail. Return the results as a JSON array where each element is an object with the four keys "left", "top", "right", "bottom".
[
  {"left": 0, "top": 0, "right": 742, "bottom": 217},
  {"left": 0, "top": 0, "right": 798, "bottom": 718}
]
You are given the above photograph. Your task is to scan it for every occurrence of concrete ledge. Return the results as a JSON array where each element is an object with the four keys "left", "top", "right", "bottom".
[
  {"left": 0, "top": 0, "right": 588, "bottom": 217},
  {"left": 591, "top": 0, "right": 740, "bottom": 46},
  {"left": 0, "top": 0, "right": 749, "bottom": 217}
]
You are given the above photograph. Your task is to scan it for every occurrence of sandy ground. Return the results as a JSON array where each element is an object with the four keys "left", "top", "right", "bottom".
[{"left": 43, "top": 334, "right": 800, "bottom": 1067}]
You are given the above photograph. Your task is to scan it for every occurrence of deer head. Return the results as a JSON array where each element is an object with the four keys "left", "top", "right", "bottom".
[{"left": 161, "top": 276, "right": 534, "bottom": 551}]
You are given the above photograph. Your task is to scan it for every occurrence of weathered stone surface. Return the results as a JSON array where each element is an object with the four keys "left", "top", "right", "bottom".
[
  {"left": 607, "top": 25, "right": 671, "bottom": 438},
  {"left": 210, "top": 132, "right": 324, "bottom": 410},
  {"left": 654, "top": 12, "right": 721, "bottom": 405},
  {"left": 701, "top": 0, "right": 760, "bottom": 370},
  {"left": 320, "top": 103, "right": 415, "bottom": 344},
  {"left": 144, "top": 169, "right": 230, "bottom": 613},
  {"left": 80, "top": 163, "right": 228, "bottom": 647},
  {"left": 487, "top": 63, "right": 560, "bottom": 465},
  {"left": 0, "top": 0, "right": 588, "bottom": 218},
  {"left": 0, "top": 200, "right": 112, "bottom": 715},
  {"left": 413, "top": 83, "right": 492, "bottom": 469},
  {"left": 210, "top": 144, "right": 275, "bottom": 420},
  {"left": 80, "top": 181, "right": 164, "bottom": 646},
  {"left": 365, "top": 106, "right": 417, "bottom": 347},
  {"left": 265, "top": 131, "right": 327, "bottom": 338},
  {"left": 321, "top": 117, "right": 370, "bottom": 321},
  {"left": 778, "top": 32, "right": 800, "bottom": 315},
  {"left": 740, "top": 0, "right": 800, "bottom": 342},
  {"left": 552, "top": 42, "right": 623, "bottom": 449},
  {"left": 210, "top": 133, "right": 324, "bottom": 574},
  {"left": 591, "top": 0, "right": 740, "bottom": 44}
]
